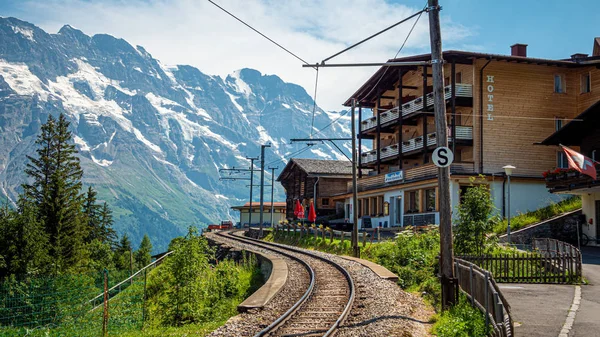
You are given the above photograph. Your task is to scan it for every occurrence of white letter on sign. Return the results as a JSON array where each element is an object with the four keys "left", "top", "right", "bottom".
[
  {"left": 487, "top": 85, "right": 494, "bottom": 93},
  {"left": 487, "top": 75, "right": 495, "bottom": 83}
]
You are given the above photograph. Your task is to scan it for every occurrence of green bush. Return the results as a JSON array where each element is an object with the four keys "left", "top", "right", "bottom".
[{"left": 432, "top": 294, "right": 489, "bottom": 337}]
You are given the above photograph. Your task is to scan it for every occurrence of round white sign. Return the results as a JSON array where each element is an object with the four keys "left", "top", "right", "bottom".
[{"left": 432, "top": 147, "right": 454, "bottom": 168}]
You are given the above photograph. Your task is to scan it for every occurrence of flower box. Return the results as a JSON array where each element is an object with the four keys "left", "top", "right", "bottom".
[{"left": 415, "top": 137, "right": 423, "bottom": 142}]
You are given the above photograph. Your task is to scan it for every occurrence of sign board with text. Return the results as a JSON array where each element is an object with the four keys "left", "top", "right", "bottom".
[{"left": 384, "top": 170, "right": 404, "bottom": 183}]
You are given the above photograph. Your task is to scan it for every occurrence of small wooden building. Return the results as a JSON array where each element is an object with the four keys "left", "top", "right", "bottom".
[
  {"left": 231, "top": 202, "right": 287, "bottom": 227},
  {"left": 277, "top": 159, "right": 359, "bottom": 221}
]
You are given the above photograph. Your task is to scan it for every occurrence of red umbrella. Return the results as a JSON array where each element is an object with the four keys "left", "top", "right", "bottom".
[
  {"left": 308, "top": 201, "right": 317, "bottom": 223},
  {"left": 294, "top": 200, "right": 305, "bottom": 219}
]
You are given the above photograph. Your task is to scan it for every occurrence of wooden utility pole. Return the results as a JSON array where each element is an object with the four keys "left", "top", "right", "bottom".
[
  {"left": 269, "top": 167, "right": 278, "bottom": 227},
  {"left": 428, "top": 0, "right": 456, "bottom": 309},
  {"left": 351, "top": 98, "right": 360, "bottom": 258}
]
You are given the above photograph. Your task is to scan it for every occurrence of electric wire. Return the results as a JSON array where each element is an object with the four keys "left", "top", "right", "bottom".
[
  {"left": 309, "top": 68, "right": 319, "bottom": 138},
  {"left": 207, "top": 0, "right": 315, "bottom": 70}
]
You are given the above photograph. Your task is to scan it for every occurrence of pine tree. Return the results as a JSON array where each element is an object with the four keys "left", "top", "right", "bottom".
[
  {"left": 114, "top": 234, "right": 132, "bottom": 271},
  {"left": 0, "top": 202, "right": 15, "bottom": 276},
  {"left": 135, "top": 234, "right": 153, "bottom": 268},
  {"left": 23, "top": 113, "right": 85, "bottom": 273},
  {"left": 83, "top": 186, "right": 102, "bottom": 242},
  {"left": 12, "top": 197, "right": 50, "bottom": 275},
  {"left": 99, "top": 202, "right": 117, "bottom": 247}
]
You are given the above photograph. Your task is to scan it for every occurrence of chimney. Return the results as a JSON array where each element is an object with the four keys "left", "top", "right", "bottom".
[
  {"left": 511, "top": 43, "right": 528, "bottom": 57},
  {"left": 571, "top": 53, "right": 589, "bottom": 60}
]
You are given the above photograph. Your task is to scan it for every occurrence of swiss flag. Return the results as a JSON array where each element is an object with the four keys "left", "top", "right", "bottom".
[{"left": 561, "top": 145, "right": 597, "bottom": 180}]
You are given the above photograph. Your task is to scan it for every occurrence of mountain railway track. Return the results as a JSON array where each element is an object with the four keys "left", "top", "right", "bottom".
[{"left": 215, "top": 230, "right": 355, "bottom": 337}]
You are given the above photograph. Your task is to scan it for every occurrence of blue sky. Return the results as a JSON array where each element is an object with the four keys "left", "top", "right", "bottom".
[{"left": 1, "top": 0, "right": 599, "bottom": 110}]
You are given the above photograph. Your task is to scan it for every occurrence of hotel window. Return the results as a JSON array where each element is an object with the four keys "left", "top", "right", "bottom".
[
  {"left": 557, "top": 151, "right": 568, "bottom": 169},
  {"left": 405, "top": 190, "right": 420, "bottom": 214},
  {"left": 363, "top": 198, "right": 370, "bottom": 217},
  {"left": 321, "top": 198, "right": 330, "bottom": 206},
  {"left": 554, "top": 74, "right": 565, "bottom": 93},
  {"left": 371, "top": 197, "right": 377, "bottom": 216},
  {"left": 424, "top": 189, "right": 436, "bottom": 212},
  {"left": 581, "top": 73, "right": 591, "bottom": 93},
  {"left": 377, "top": 196, "right": 384, "bottom": 216},
  {"left": 555, "top": 117, "right": 564, "bottom": 131},
  {"left": 456, "top": 72, "right": 462, "bottom": 84}
]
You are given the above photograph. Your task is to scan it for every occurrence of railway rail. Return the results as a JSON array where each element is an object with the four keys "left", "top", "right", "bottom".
[{"left": 215, "top": 230, "right": 355, "bottom": 337}]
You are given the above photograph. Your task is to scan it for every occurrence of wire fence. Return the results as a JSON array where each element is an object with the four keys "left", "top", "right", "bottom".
[{"left": 0, "top": 253, "right": 171, "bottom": 337}]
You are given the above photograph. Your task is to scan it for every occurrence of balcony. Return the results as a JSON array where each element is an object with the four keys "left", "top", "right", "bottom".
[
  {"left": 545, "top": 168, "right": 600, "bottom": 193},
  {"left": 350, "top": 162, "right": 475, "bottom": 193},
  {"left": 360, "top": 83, "right": 473, "bottom": 132},
  {"left": 360, "top": 126, "right": 473, "bottom": 165}
]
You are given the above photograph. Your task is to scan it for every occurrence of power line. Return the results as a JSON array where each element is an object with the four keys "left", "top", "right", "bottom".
[
  {"left": 309, "top": 68, "right": 319, "bottom": 138},
  {"left": 361, "top": 6, "right": 425, "bottom": 101},
  {"left": 321, "top": 8, "right": 427, "bottom": 64},
  {"left": 207, "top": 0, "right": 315, "bottom": 70},
  {"left": 265, "top": 144, "right": 313, "bottom": 167}
]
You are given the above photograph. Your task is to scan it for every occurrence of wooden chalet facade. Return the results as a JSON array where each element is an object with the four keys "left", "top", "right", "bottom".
[
  {"left": 542, "top": 95, "right": 600, "bottom": 245},
  {"left": 334, "top": 39, "right": 600, "bottom": 229},
  {"left": 277, "top": 159, "right": 357, "bottom": 221}
]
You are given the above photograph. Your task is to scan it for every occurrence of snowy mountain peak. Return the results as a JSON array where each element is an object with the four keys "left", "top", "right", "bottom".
[{"left": 0, "top": 18, "right": 350, "bottom": 250}]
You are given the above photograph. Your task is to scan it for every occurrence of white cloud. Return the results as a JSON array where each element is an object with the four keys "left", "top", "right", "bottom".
[{"left": 14, "top": 0, "right": 474, "bottom": 111}]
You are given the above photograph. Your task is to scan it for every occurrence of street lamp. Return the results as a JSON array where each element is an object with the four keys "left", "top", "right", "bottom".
[{"left": 503, "top": 165, "right": 516, "bottom": 244}]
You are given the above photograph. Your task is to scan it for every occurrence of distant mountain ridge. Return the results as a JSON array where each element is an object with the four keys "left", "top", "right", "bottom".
[{"left": 0, "top": 17, "right": 351, "bottom": 250}]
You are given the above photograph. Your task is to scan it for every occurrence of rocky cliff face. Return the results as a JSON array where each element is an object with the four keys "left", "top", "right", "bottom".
[{"left": 0, "top": 17, "right": 351, "bottom": 250}]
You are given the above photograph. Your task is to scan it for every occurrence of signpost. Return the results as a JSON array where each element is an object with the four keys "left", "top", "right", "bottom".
[{"left": 432, "top": 147, "right": 454, "bottom": 168}]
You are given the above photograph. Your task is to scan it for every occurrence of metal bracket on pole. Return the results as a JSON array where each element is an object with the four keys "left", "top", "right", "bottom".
[
  {"left": 425, "top": 5, "right": 442, "bottom": 12},
  {"left": 431, "top": 59, "right": 445, "bottom": 64}
]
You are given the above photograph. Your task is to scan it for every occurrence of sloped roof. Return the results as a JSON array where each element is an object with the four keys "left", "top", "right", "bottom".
[
  {"left": 292, "top": 158, "right": 355, "bottom": 175},
  {"left": 231, "top": 202, "right": 286, "bottom": 210},
  {"left": 540, "top": 100, "right": 600, "bottom": 146}
]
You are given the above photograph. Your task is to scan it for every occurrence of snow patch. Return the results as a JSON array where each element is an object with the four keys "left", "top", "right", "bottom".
[
  {"left": 310, "top": 148, "right": 332, "bottom": 159},
  {"left": 11, "top": 26, "right": 35, "bottom": 42},
  {"left": 73, "top": 135, "right": 90, "bottom": 152},
  {"left": 256, "top": 125, "right": 278, "bottom": 148},
  {"left": 157, "top": 61, "right": 176, "bottom": 84},
  {"left": 146, "top": 93, "right": 238, "bottom": 151},
  {"left": 229, "top": 70, "right": 252, "bottom": 97},
  {"left": 133, "top": 67, "right": 142, "bottom": 73},
  {"left": 153, "top": 155, "right": 176, "bottom": 167},
  {"left": 225, "top": 91, "right": 244, "bottom": 112},
  {"left": 0, "top": 60, "right": 48, "bottom": 99},
  {"left": 91, "top": 157, "right": 113, "bottom": 167},
  {"left": 281, "top": 103, "right": 291, "bottom": 109}
]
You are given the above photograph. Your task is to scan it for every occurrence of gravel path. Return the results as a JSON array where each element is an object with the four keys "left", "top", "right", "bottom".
[
  {"left": 207, "top": 231, "right": 434, "bottom": 336},
  {"left": 205, "top": 232, "right": 310, "bottom": 337}
]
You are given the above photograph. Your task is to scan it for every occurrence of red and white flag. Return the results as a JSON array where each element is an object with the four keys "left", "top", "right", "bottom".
[{"left": 561, "top": 145, "right": 597, "bottom": 180}]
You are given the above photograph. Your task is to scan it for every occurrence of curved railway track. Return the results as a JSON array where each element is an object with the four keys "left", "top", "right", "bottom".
[{"left": 216, "top": 230, "right": 355, "bottom": 337}]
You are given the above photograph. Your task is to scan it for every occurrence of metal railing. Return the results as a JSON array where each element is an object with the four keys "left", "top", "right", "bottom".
[
  {"left": 361, "top": 126, "right": 473, "bottom": 165},
  {"left": 360, "top": 83, "right": 473, "bottom": 131}
]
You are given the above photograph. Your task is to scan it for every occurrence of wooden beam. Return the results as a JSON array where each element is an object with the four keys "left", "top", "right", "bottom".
[{"left": 401, "top": 85, "right": 419, "bottom": 89}]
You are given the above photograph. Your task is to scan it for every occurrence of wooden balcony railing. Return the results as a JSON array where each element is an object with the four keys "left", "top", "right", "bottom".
[
  {"left": 350, "top": 162, "right": 475, "bottom": 192},
  {"left": 361, "top": 126, "right": 473, "bottom": 165},
  {"left": 360, "top": 83, "right": 473, "bottom": 132},
  {"left": 545, "top": 168, "right": 600, "bottom": 192}
]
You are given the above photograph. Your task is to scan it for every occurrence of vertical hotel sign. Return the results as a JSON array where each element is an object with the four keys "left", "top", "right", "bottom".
[{"left": 487, "top": 75, "right": 494, "bottom": 121}]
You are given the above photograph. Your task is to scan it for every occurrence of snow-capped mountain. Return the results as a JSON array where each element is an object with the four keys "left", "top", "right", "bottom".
[{"left": 0, "top": 17, "right": 351, "bottom": 250}]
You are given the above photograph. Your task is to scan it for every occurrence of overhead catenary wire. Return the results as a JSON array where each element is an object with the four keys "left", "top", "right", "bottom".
[
  {"left": 309, "top": 68, "right": 319, "bottom": 138},
  {"left": 207, "top": 0, "right": 315, "bottom": 70}
]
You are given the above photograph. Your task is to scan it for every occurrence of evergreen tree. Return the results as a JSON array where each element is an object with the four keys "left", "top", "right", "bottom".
[
  {"left": 135, "top": 234, "right": 153, "bottom": 268},
  {"left": 83, "top": 186, "right": 101, "bottom": 242},
  {"left": 114, "top": 234, "right": 132, "bottom": 271},
  {"left": 22, "top": 113, "right": 85, "bottom": 273},
  {"left": 11, "top": 197, "right": 50, "bottom": 275},
  {"left": 99, "top": 202, "right": 117, "bottom": 247},
  {"left": 0, "top": 202, "right": 16, "bottom": 276}
]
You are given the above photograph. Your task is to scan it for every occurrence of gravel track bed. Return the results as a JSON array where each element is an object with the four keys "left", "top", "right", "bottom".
[
  {"left": 279, "top": 245, "right": 434, "bottom": 337},
  {"left": 205, "top": 232, "right": 310, "bottom": 337}
]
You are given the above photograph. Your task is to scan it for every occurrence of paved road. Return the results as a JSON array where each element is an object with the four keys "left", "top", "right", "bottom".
[
  {"left": 500, "top": 283, "right": 574, "bottom": 337},
  {"left": 501, "top": 246, "right": 600, "bottom": 337},
  {"left": 571, "top": 246, "right": 600, "bottom": 337}
]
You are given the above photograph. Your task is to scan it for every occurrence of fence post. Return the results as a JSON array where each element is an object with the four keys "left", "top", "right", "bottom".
[
  {"left": 469, "top": 264, "right": 474, "bottom": 307},
  {"left": 484, "top": 271, "right": 490, "bottom": 332},
  {"left": 143, "top": 268, "right": 147, "bottom": 326},
  {"left": 377, "top": 226, "right": 381, "bottom": 242},
  {"left": 362, "top": 231, "right": 367, "bottom": 248},
  {"left": 494, "top": 292, "right": 504, "bottom": 334},
  {"left": 103, "top": 269, "right": 109, "bottom": 337}
]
